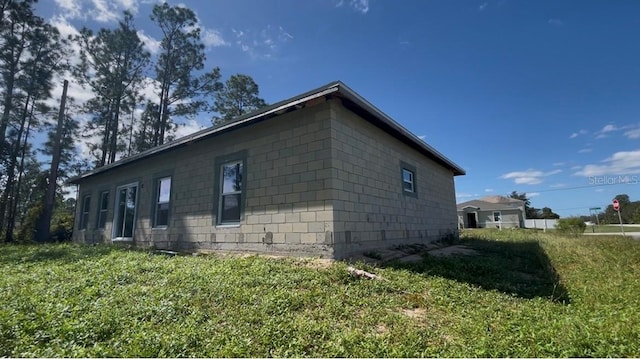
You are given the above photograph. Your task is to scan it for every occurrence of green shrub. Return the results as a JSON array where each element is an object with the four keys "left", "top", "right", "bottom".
[{"left": 556, "top": 217, "right": 586, "bottom": 237}]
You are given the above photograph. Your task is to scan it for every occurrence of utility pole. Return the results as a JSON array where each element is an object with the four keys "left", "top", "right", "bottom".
[{"left": 36, "top": 80, "right": 68, "bottom": 243}]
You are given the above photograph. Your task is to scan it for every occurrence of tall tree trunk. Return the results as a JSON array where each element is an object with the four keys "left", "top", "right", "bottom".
[
  {"left": 0, "top": 91, "right": 30, "bottom": 240},
  {"left": 108, "top": 97, "right": 121, "bottom": 164},
  {"left": 0, "top": 21, "right": 26, "bottom": 172},
  {"left": 5, "top": 97, "right": 34, "bottom": 242},
  {"left": 0, "top": 63, "right": 16, "bottom": 164},
  {"left": 36, "top": 79, "right": 68, "bottom": 243},
  {"left": 159, "top": 93, "right": 169, "bottom": 145}
]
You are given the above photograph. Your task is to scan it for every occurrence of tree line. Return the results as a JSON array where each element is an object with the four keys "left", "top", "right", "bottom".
[
  {"left": 595, "top": 194, "right": 640, "bottom": 224},
  {"left": 510, "top": 191, "right": 640, "bottom": 224},
  {"left": 0, "top": 0, "right": 267, "bottom": 243},
  {"left": 508, "top": 191, "right": 560, "bottom": 219}
]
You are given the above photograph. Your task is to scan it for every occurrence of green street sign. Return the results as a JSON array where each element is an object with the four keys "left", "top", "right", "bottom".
[{"left": 589, "top": 207, "right": 601, "bottom": 211}]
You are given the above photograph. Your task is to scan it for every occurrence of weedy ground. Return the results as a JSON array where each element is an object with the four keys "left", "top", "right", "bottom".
[{"left": 1, "top": 229, "right": 639, "bottom": 357}]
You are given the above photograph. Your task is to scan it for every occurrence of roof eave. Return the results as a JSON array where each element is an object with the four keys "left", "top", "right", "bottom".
[
  {"left": 68, "top": 80, "right": 466, "bottom": 183},
  {"left": 68, "top": 83, "right": 342, "bottom": 184},
  {"left": 334, "top": 82, "right": 466, "bottom": 176}
]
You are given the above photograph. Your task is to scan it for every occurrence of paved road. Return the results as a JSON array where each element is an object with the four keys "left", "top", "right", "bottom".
[{"left": 583, "top": 232, "right": 640, "bottom": 239}]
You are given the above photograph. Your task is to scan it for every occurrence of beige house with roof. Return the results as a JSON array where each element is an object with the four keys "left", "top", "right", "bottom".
[
  {"left": 69, "top": 81, "right": 465, "bottom": 259},
  {"left": 457, "top": 195, "right": 525, "bottom": 229}
]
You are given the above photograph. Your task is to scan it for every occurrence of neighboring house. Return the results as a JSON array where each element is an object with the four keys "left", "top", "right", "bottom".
[
  {"left": 69, "top": 81, "right": 465, "bottom": 259},
  {"left": 457, "top": 195, "right": 525, "bottom": 229}
]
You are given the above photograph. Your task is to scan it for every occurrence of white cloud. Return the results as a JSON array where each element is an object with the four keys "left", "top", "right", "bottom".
[
  {"left": 624, "top": 128, "right": 640, "bottom": 139},
  {"left": 578, "top": 148, "right": 592, "bottom": 154},
  {"left": 500, "top": 169, "right": 562, "bottom": 185},
  {"left": 528, "top": 192, "right": 541, "bottom": 197},
  {"left": 569, "top": 129, "right": 587, "bottom": 139},
  {"left": 456, "top": 192, "right": 477, "bottom": 199},
  {"left": 114, "top": 0, "right": 139, "bottom": 13},
  {"left": 54, "top": 0, "right": 83, "bottom": 19},
  {"left": 549, "top": 183, "right": 566, "bottom": 188},
  {"left": 137, "top": 30, "right": 161, "bottom": 54},
  {"left": 53, "top": 0, "right": 139, "bottom": 22},
  {"left": 174, "top": 119, "right": 205, "bottom": 138},
  {"left": 484, "top": 188, "right": 494, "bottom": 192},
  {"left": 336, "top": 0, "right": 370, "bottom": 14},
  {"left": 233, "top": 25, "right": 293, "bottom": 59},
  {"left": 478, "top": 2, "right": 488, "bottom": 11},
  {"left": 574, "top": 149, "right": 640, "bottom": 176},
  {"left": 595, "top": 124, "right": 619, "bottom": 139},
  {"left": 552, "top": 162, "right": 565, "bottom": 167},
  {"left": 202, "top": 28, "right": 227, "bottom": 48}
]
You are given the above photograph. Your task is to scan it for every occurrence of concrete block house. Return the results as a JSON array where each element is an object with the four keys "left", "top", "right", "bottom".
[
  {"left": 457, "top": 196, "right": 526, "bottom": 229},
  {"left": 70, "top": 81, "right": 465, "bottom": 259}
]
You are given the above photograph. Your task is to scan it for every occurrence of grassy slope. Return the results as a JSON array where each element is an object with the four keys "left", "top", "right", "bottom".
[{"left": 1, "top": 230, "right": 639, "bottom": 357}]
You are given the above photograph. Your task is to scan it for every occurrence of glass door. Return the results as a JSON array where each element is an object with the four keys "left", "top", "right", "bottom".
[{"left": 113, "top": 183, "right": 138, "bottom": 240}]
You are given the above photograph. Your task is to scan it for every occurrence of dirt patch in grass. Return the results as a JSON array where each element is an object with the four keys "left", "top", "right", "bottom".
[
  {"left": 427, "top": 245, "right": 479, "bottom": 258},
  {"left": 401, "top": 307, "right": 426, "bottom": 319}
]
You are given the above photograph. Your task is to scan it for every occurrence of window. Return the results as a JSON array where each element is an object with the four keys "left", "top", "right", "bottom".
[
  {"left": 97, "top": 191, "right": 109, "bottom": 229},
  {"left": 113, "top": 183, "right": 138, "bottom": 240},
  {"left": 400, "top": 161, "right": 418, "bottom": 198},
  {"left": 154, "top": 177, "right": 171, "bottom": 227},
  {"left": 80, "top": 195, "right": 91, "bottom": 230},
  {"left": 219, "top": 161, "right": 243, "bottom": 224},
  {"left": 493, "top": 211, "right": 502, "bottom": 222},
  {"left": 402, "top": 169, "right": 415, "bottom": 193}
]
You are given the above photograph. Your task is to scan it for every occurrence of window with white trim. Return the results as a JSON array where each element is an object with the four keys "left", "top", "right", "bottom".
[
  {"left": 402, "top": 168, "right": 415, "bottom": 193},
  {"left": 97, "top": 191, "right": 109, "bottom": 229},
  {"left": 154, "top": 177, "right": 171, "bottom": 227},
  {"left": 493, "top": 211, "right": 502, "bottom": 222},
  {"left": 219, "top": 161, "right": 243, "bottom": 224},
  {"left": 80, "top": 195, "right": 91, "bottom": 230}
]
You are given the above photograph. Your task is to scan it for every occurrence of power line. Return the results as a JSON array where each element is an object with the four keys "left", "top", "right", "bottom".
[{"left": 521, "top": 181, "right": 637, "bottom": 194}]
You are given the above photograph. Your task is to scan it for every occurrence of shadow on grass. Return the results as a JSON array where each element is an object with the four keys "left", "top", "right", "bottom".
[
  {"left": 0, "top": 243, "right": 121, "bottom": 265},
  {"left": 384, "top": 237, "right": 571, "bottom": 304}
]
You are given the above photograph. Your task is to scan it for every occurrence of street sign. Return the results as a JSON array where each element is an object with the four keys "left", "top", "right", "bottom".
[
  {"left": 613, "top": 199, "right": 620, "bottom": 211},
  {"left": 589, "top": 207, "right": 601, "bottom": 211}
]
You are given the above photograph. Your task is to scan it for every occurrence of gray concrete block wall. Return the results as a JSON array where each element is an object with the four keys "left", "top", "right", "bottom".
[
  {"left": 72, "top": 96, "right": 460, "bottom": 259},
  {"left": 328, "top": 100, "right": 458, "bottom": 257},
  {"left": 73, "top": 99, "right": 336, "bottom": 257}
]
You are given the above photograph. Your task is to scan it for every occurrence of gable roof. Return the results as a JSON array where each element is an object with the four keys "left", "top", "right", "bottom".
[
  {"left": 457, "top": 196, "right": 525, "bottom": 211},
  {"left": 69, "top": 81, "right": 465, "bottom": 184}
]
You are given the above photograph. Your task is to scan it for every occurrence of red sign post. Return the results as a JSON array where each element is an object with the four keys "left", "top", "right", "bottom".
[{"left": 612, "top": 199, "right": 625, "bottom": 236}]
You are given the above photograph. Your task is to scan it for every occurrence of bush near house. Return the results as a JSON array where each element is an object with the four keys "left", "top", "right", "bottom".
[
  {"left": 556, "top": 217, "right": 586, "bottom": 237},
  {"left": 1, "top": 229, "right": 639, "bottom": 357}
]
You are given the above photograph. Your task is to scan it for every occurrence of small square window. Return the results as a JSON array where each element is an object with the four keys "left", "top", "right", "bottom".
[
  {"left": 400, "top": 162, "right": 418, "bottom": 198},
  {"left": 493, "top": 211, "right": 502, "bottom": 222}
]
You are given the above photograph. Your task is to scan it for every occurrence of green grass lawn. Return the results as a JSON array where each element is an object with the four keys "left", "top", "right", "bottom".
[
  {"left": 587, "top": 225, "right": 640, "bottom": 233},
  {"left": 1, "top": 230, "right": 639, "bottom": 357}
]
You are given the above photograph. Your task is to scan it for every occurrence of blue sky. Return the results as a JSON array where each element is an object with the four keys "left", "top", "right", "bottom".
[{"left": 36, "top": 0, "right": 640, "bottom": 217}]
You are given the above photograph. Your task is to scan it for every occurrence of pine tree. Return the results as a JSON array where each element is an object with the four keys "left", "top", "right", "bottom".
[
  {"left": 213, "top": 74, "right": 267, "bottom": 125},
  {"left": 74, "top": 11, "right": 149, "bottom": 167},
  {"left": 148, "top": 2, "right": 222, "bottom": 147},
  {"left": 0, "top": 2, "right": 67, "bottom": 241}
]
